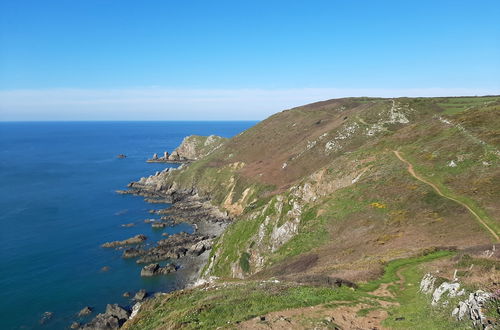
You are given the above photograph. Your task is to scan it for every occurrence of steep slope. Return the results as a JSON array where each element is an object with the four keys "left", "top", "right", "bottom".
[
  {"left": 158, "top": 96, "right": 499, "bottom": 280},
  {"left": 124, "top": 96, "right": 500, "bottom": 329}
]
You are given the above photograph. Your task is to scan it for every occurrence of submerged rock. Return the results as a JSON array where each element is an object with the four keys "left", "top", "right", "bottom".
[
  {"left": 152, "top": 222, "right": 167, "bottom": 228},
  {"left": 39, "top": 311, "right": 53, "bottom": 325}
]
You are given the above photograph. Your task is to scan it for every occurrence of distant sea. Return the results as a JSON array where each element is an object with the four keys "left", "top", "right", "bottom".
[{"left": 0, "top": 121, "right": 256, "bottom": 329}]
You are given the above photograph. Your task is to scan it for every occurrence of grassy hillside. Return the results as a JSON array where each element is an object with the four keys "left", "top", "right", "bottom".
[{"left": 128, "top": 96, "right": 500, "bottom": 329}]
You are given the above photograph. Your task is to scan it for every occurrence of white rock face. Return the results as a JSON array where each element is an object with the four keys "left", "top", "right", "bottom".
[
  {"left": 431, "top": 282, "right": 465, "bottom": 306},
  {"left": 451, "top": 290, "right": 492, "bottom": 327},
  {"left": 419, "top": 273, "right": 437, "bottom": 294},
  {"left": 420, "top": 273, "right": 495, "bottom": 328},
  {"left": 129, "top": 302, "right": 142, "bottom": 320},
  {"left": 448, "top": 160, "right": 457, "bottom": 167}
]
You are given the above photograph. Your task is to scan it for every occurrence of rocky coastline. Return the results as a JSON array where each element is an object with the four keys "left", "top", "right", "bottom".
[{"left": 80, "top": 150, "right": 230, "bottom": 329}]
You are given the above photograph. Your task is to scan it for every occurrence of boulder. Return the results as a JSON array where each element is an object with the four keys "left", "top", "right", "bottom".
[
  {"left": 78, "top": 306, "right": 93, "bottom": 317},
  {"left": 140, "top": 263, "right": 176, "bottom": 277},
  {"left": 70, "top": 321, "right": 81, "bottom": 329},
  {"left": 134, "top": 289, "right": 147, "bottom": 301},
  {"left": 105, "top": 304, "right": 130, "bottom": 321},
  {"left": 188, "top": 239, "right": 213, "bottom": 256},
  {"left": 82, "top": 313, "right": 120, "bottom": 330},
  {"left": 432, "top": 282, "right": 465, "bottom": 305},
  {"left": 140, "top": 263, "right": 160, "bottom": 276}
]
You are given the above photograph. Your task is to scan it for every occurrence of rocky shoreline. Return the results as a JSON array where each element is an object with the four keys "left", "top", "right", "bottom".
[{"left": 79, "top": 164, "right": 230, "bottom": 329}]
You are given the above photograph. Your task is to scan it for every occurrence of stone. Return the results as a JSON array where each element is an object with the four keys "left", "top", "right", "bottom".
[
  {"left": 140, "top": 263, "right": 177, "bottom": 277},
  {"left": 419, "top": 273, "right": 436, "bottom": 294},
  {"left": 39, "top": 312, "right": 53, "bottom": 325},
  {"left": 100, "top": 266, "right": 111, "bottom": 272},
  {"left": 188, "top": 238, "right": 213, "bottom": 256},
  {"left": 82, "top": 314, "right": 120, "bottom": 330},
  {"left": 134, "top": 289, "right": 147, "bottom": 301},
  {"left": 78, "top": 306, "right": 93, "bottom": 317},
  {"left": 140, "top": 263, "right": 160, "bottom": 276},
  {"left": 105, "top": 304, "right": 130, "bottom": 321},
  {"left": 451, "top": 290, "right": 492, "bottom": 327},
  {"left": 130, "top": 302, "right": 142, "bottom": 320},
  {"left": 152, "top": 222, "right": 167, "bottom": 228},
  {"left": 122, "top": 247, "right": 146, "bottom": 258},
  {"left": 116, "top": 154, "right": 126, "bottom": 159},
  {"left": 101, "top": 234, "right": 147, "bottom": 248},
  {"left": 122, "top": 292, "right": 131, "bottom": 298},
  {"left": 431, "top": 282, "right": 464, "bottom": 305},
  {"left": 121, "top": 223, "right": 135, "bottom": 227},
  {"left": 70, "top": 321, "right": 81, "bottom": 329}
]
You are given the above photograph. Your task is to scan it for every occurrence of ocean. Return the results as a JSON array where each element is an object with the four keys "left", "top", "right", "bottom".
[{"left": 0, "top": 121, "right": 256, "bottom": 329}]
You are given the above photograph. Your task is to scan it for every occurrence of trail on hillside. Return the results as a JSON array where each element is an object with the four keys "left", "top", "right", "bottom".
[{"left": 393, "top": 150, "right": 499, "bottom": 242}]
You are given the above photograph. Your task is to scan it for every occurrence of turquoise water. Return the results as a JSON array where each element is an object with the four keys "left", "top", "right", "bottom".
[{"left": 0, "top": 121, "right": 255, "bottom": 329}]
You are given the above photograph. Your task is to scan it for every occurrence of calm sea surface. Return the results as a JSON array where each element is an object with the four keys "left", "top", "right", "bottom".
[{"left": 0, "top": 121, "right": 256, "bottom": 329}]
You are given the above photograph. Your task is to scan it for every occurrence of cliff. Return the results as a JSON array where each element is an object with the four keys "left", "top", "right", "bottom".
[{"left": 124, "top": 96, "right": 500, "bottom": 329}]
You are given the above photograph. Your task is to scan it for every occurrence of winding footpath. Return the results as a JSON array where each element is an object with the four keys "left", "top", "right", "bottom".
[{"left": 393, "top": 150, "right": 499, "bottom": 242}]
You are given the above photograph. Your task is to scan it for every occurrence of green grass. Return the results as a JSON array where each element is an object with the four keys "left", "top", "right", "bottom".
[
  {"left": 382, "top": 257, "right": 469, "bottom": 329},
  {"left": 126, "top": 282, "right": 370, "bottom": 329},
  {"left": 126, "top": 251, "right": 468, "bottom": 329}
]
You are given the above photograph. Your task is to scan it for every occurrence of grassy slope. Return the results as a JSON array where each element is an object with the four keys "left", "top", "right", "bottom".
[{"left": 125, "top": 251, "right": 468, "bottom": 329}]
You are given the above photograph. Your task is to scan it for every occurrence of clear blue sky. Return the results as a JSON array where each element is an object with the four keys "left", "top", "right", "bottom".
[{"left": 0, "top": 0, "right": 499, "bottom": 120}]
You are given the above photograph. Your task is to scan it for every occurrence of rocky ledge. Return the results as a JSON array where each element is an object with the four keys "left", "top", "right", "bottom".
[
  {"left": 101, "top": 234, "right": 147, "bottom": 248},
  {"left": 81, "top": 304, "right": 130, "bottom": 330},
  {"left": 135, "top": 232, "right": 215, "bottom": 264},
  {"left": 140, "top": 263, "right": 177, "bottom": 276}
]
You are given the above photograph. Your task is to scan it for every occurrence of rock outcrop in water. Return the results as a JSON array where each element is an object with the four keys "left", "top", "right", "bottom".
[
  {"left": 82, "top": 304, "right": 130, "bottom": 330},
  {"left": 140, "top": 263, "right": 177, "bottom": 277},
  {"left": 101, "top": 234, "right": 147, "bottom": 248}
]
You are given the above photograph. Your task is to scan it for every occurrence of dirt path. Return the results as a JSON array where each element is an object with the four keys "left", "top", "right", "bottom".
[{"left": 393, "top": 150, "right": 499, "bottom": 242}]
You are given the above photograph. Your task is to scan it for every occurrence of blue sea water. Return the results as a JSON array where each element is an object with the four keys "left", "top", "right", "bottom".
[{"left": 0, "top": 121, "right": 256, "bottom": 329}]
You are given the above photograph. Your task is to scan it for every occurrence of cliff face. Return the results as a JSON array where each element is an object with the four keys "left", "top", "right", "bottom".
[{"left": 173, "top": 135, "right": 227, "bottom": 160}]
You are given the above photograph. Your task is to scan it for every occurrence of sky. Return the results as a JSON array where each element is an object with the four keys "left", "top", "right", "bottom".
[{"left": 0, "top": 0, "right": 499, "bottom": 121}]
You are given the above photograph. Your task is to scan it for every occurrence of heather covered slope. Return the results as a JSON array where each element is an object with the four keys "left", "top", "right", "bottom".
[
  {"left": 125, "top": 96, "right": 500, "bottom": 329},
  {"left": 160, "top": 96, "right": 499, "bottom": 280}
]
